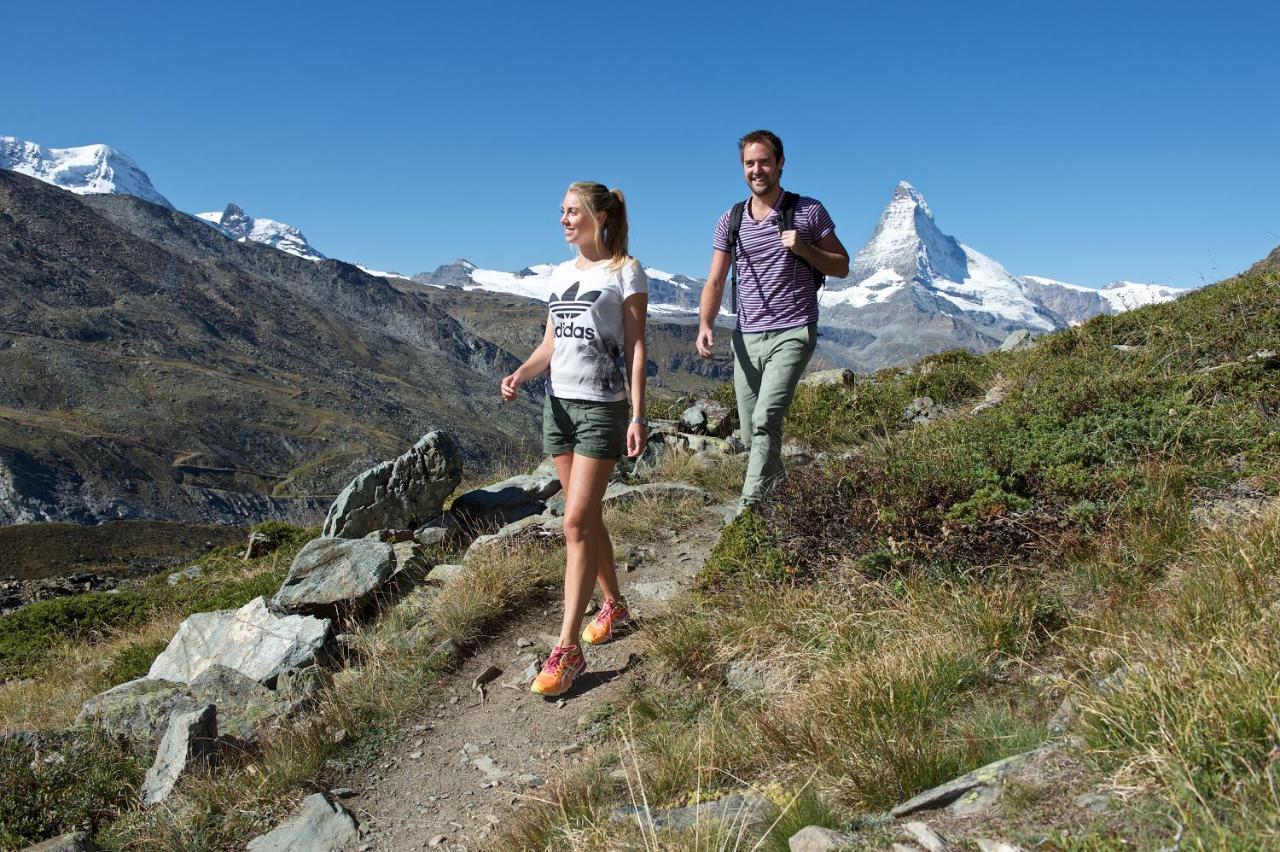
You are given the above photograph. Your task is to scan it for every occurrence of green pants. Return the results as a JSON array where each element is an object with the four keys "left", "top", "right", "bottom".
[{"left": 731, "top": 323, "right": 817, "bottom": 506}]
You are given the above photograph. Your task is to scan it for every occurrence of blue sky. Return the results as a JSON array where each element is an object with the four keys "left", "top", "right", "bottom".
[{"left": 5, "top": 0, "right": 1277, "bottom": 288}]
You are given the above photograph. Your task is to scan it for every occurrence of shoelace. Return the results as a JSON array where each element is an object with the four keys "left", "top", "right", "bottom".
[
  {"left": 597, "top": 598, "right": 625, "bottom": 624},
  {"left": 544, "top": 645, "right": 575, "bottom": 673}
]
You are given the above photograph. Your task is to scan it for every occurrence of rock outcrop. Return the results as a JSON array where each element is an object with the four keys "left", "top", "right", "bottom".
[
  {"left": 148, "top": 597, "right": 330, "bottom": 685},
  {"left": 323, "top": 432, "right": 463, "bottom": 539}
]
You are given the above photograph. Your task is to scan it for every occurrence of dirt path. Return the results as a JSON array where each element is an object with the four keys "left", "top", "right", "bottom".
[{"left": 340, "top": 504, "right": 726, "bottom": 851}]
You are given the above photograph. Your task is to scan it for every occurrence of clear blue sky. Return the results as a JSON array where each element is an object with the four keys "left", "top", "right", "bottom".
[{"left": 5, "top": 0, "right": 1277, "bottom": 288}]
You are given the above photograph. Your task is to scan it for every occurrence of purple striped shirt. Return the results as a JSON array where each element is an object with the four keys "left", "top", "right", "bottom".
[{"left": 713, "top": 193, "right": 835, "bottom": 333}]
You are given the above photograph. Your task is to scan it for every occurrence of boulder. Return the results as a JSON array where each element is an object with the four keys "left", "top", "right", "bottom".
[
  {"left": 141, "top": 704, "right": 217, "bottom": 806},
  {"left": 789, "top": 826, "right": 859, "bottom": 851},
  {"left": 799, "top": 368, "right": 856, "bottom": 388},
  {"left": 451, "top": 459, "right": 561, "bottom": 528},
  {"left": 414, "top": 512, "right": 461, "bottom": 549},
  {"left": 76, "top": 677, "right": 202, "bottom": 751},
  {"left": 272, "top": 537, "right": 396, "bottom": 617},
  {"left": 188, "top": 664, "right": 290, "bottom": 743},
  {"left": 246, "top": 793, "right": 360, "bottom": 851},
  {"left": 148, "top": 597, "right": 330, "bottom": 685},
  {"left": 999, "top": 329, "right": 1034, "bottom": 352},
  {"left": 322, "top": 431, "right": 463, "bottom": 539},
  {"left": 463, "top": 514, "right": 565, "bottom": 561}
]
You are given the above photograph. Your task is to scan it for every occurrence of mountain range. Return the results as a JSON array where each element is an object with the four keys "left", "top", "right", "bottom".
[{"left": 0, "top": 136, "right": 1195, "bottom": 525}]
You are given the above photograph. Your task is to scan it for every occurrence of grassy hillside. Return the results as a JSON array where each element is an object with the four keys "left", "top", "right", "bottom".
[{"left": 499, "top": 260, "right": 1280, "bottom": 847}]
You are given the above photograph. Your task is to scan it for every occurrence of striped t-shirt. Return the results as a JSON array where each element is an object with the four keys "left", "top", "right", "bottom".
[{"left": 712, "top": 193, "right": 835, "bottom": 333}]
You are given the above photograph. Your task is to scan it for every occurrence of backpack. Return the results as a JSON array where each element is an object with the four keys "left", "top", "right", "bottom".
[{"left": 726, "top": 191, "right": 825, "bottom": 313}]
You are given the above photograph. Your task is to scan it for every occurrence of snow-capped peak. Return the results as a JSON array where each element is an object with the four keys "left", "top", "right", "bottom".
[
  {"left": 843, "top": 180, "right": 968, "bottom": 288},
  {"left": 197, "top": 203, "right": 325, "bottom": 261},
  {"left": 0, "top": 136, "right": 173, "bottom": 209}
]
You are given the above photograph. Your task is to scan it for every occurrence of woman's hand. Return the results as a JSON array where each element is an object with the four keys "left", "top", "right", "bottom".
[
  {"left": 626, "top": 421, "right": 647, "bottom": 458},
  {"left": 500, "top": 369, "right": 524, "bottom": 401}
]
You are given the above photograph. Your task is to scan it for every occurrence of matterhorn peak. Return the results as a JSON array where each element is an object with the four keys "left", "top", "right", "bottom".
[{"left": 842, "top": 181, "right": 966, "bottom": 287}]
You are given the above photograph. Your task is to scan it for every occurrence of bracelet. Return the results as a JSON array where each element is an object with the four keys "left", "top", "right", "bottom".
[{"left": 630, "top": 416, "right": 647, "bottom": 426}]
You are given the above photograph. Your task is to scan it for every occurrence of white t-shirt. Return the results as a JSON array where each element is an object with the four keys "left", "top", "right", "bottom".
[{"left": 546, "top": 258, "right": 648, "bottom": 402}]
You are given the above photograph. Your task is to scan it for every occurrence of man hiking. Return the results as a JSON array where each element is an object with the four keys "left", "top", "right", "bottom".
[{"left": 696, "top": 129, "right": 850, "bottom": 512}]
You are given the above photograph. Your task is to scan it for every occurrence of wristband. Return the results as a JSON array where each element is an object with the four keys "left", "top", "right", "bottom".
[{"left": 630, "top": 416, "right": 647, "bottom": 426}]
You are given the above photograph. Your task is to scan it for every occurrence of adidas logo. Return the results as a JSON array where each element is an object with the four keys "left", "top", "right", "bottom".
[{"left": 549, "top": 281, "right": 603, "bottom": 320}]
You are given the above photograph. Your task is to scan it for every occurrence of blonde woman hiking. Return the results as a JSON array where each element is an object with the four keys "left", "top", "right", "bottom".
[{"left": 500, "top": 181, "right": 649, "bottom": 697}]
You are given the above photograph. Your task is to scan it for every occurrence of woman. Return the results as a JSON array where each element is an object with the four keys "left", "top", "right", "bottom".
[{"left": 500, "top": 181, "right": 649, "bottom": 697}]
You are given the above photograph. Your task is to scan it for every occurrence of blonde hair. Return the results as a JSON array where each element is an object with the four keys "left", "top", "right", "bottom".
[{"left": 566, "top": 181, "right": 630, "bottom": 269}]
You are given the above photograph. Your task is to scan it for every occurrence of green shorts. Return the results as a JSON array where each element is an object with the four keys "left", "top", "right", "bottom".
[{"left": 543, "top": 396, "right": 628, "bottom": 460}]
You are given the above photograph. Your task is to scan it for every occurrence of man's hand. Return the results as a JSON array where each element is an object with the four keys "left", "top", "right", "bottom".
[
  {"left": 779, "top": 229, "right": 806, "bottom": 257},
  {"left": 696, "top": 325, "right": 715, "bottom": 358},
  {"left": 500, "top": 369, "right": 523, "bottom": 401}
]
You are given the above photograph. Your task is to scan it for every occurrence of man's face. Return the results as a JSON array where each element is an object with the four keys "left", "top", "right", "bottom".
[{"left": 741, "top": 142, "right": 783, "bottom": 197}]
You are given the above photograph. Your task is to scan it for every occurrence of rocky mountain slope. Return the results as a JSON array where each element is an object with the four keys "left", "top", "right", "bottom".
[{"left": 0, "top": 169, "right": 540, "bottom": 526}]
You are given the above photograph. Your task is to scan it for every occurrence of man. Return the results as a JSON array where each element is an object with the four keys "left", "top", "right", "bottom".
[{"left": 696, "top": 129, "right": 850, "bottom": 511}]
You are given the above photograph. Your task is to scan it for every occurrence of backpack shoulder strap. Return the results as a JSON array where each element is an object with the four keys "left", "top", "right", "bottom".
[
  {"left": 727, "top": 199, "right": 747, "bottom": 314},
  {"left": 779, "top": 191, "right": 825, "bottom": 291}
]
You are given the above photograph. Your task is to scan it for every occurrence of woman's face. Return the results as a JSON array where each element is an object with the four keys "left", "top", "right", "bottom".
[{"left": 560, "top": 191, "right": 600, "bottom": 250}]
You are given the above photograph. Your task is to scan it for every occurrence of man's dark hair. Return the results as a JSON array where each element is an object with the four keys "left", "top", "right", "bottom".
[{"left": 738, "top": 129, "right": 784, "bottom": 163}]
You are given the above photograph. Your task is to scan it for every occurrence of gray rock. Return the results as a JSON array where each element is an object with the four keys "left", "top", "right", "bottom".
[
  {"left": 246, "top": 793, "right": 360, "bottom": 851},
  {"left": 1073, "top": 792, "right": 1112, "bottom": 814},
  {"left": 600, "top": 481, "right": 712, "bottom": 509},
  {"left": 680, "top": 434, "right": 735, "bottom": 455},
  {"left": 463, "top": 514, "right": 565, "bottom": 561},
  {"left": 970, "top": 385, "right": 1008, "bottom": 415},
  {"left": 901, "top": 397, "right": 939, "bottom": 425},
  {"left": 451, "top": 459, "right": 561, "bottom": 528},
  {"left": 700, "top": 400, "right": 733, "bottom": 437},
  {"left": 413, "top": 525, "right": 450, "bottom": 548},
  {"left": 391, "top": 540, "right": 429, "bottom": 577},
  {"left": 142, "top": 704, "right": 217, "bottom": 805},
  {"left": 426, "top": 563, "right": 465, "bottom": 584},
  {"left": 148, "top": 597, "right": 330, "bottom": 685},
  {"left": 76, "top": 677, "right": 202, "bottom": 750},
  {"left": 799, "top": 368, "right": 856, "bottom": 387},
  {"left": 244, "top": 530, "right": 277, "bottom": 559},
  {"left": 166, "top": 565, "right": 203, "bottom": 586},
  {"left": 322, "top": 432, "right": 463, "bottom": 539},
  {"left": 900, "top": 822, "right": 948, "bottom": 852},
  {"left": 975, "top": 842, "right": 1025, "bottom": 852},
  {"left": 611, "top": 792, "right": 770, "bottom": 832},
  {"left": 679, "top": 405, "right": 707, "bottom": 432},
  {"left": 272, "top": 538, "right": 396, "bottom": 617},
  {"left": 789, "top": 825, "right": 859, "bottom": 851},
  {"left": 999, "top": 329, "right": 1034, "bottom": 352},
  {"left": 18, "top": 832, "right": 96, "bottom": 851},
  {"left": 890, "top": 747, "right": 1055, "bottom": 818},
  {"left": 188, "top": 664, "right": 289, "bottom": 742}
]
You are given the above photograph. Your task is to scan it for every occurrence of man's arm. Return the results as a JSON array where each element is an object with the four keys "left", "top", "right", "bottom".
[
  {"left": 780, "top": 231, "right": 850, "bottom": 279},
  {"left": 696, "top": 249, "right": 731, "bottom": 358}
]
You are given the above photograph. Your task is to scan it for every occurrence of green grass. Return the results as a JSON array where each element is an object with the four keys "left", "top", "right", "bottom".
[
  {"left": 0, "top": 728, "right": 146, "bottom": 849},
  {"left": 499, "top": 267, "right": 1280, "bottom": 847}
]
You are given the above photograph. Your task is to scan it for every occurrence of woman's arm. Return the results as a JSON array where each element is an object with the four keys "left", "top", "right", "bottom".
[
  {"left": 501, "top": 315, "right": 555, "bottom": 400},
  {"left": 622, "top": 291, "right": 648, "bottom": 457}
]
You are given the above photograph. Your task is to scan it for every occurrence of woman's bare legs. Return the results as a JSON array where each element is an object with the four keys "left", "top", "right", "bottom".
[{"left": 551, "top": 452, "right": 619, "bottom": 648}]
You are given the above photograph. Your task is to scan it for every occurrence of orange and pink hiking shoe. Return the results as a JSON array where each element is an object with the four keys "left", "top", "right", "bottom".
[
  {"left": 530, "top": 643, "right": 587, "bottom": 697},
  {"left": 581, "top": 596, "right": 633, "bottom": 646}
]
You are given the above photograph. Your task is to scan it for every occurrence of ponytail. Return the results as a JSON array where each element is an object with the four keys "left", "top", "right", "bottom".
[{"left": 566, "top": 181, "right": 631, "bottom": 269}]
